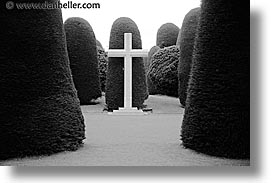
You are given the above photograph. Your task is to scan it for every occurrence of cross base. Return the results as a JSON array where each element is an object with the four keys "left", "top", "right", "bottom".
[{"left": 108, "top": 107, "right": 146, "bottom": 115}]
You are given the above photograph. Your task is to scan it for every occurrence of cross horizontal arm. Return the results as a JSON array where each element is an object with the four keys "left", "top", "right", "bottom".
[
  {"left": 129, "top": 50, "right": 148, "bottom": 57},
  {"left": 107, "top": 50, "right": 126, "bottom": 57},
  {"left": 108, "top": 49, "right": 148, "bottom": 58}
]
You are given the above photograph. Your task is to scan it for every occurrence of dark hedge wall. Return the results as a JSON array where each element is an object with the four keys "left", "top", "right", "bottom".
[
  {"left": 106, "top": 17, "right": 148, "bottom": 110},
  {"left": 64, "top": 17, "right": 101, "bottom": 104},
  {"left": 156, "top": 23, "right": 179, "bottom": 48},
  {"left": 181, "top": 0, "right": 250, "bottom": 159},
  {"left": 146, "top": 46, "right": 160, "bottom": 95},
  {"left": 0, "top": 0, "right": 85, "bottom": 160},
  {"left": 148, "top": 46, "right": 180, "bottom": 97},
  {"left": 178, "top": 8, "right": 200, "bottom": 106},
  {"left": 97, "top": 47, "right": 108, "bottom": 92}
]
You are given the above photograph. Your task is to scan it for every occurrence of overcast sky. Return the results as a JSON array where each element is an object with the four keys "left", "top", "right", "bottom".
[{"left": 60, "top": 0, "right": 201, "bottom": 50}]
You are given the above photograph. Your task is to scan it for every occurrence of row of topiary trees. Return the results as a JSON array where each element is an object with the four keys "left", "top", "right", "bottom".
[
  {"left": 1, "top": 1, "right": 151, "bottom": 159},
  {"left": 65, "top": 17, "right": 148, "bottom": 111},
  {"left": 64, "top": 15, "right": 197, "bottom": 107},
  {"left": 146, "top": 9, "right": 200, "bottom": 100},
  {"left": 146, "top": 0, "right": 249, "bottom": 159},
  {"left": 1, "top": 0, "right": 249, "bottom": 160},
  {"left": 0, "top": 6, "right": 145, "bottom": 160}
]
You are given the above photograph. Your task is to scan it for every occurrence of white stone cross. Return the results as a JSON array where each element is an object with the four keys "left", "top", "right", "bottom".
[{"left": 107, "top": 33, "right": 148, "bottom": 115}]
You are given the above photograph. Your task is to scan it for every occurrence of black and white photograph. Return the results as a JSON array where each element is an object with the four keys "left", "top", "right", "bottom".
[
  {"left": 5, "top": 0, "right": 275, "bottom": 181},
  {"left": 0, "top": 0, "right": 251, "bottom": 167}
]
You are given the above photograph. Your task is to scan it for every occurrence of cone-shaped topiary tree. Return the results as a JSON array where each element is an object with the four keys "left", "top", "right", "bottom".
[
  {"left": 97, "top": 47, "right": 108, "bottom": 92},
  {"left": 64, "top": 17, "right": 101, "bottom": 105},
  {"left": 106, "top": 17, "right": 148, "bottom": 110},
  {"left": 148, "top": 46, "right": 180, "bottom": 97},
  {"left": 146, "top": 46, "right": 160, "bottom": 95},
  {"left": 0, "top": 0, "right": 85, "bottom": 160},
  {"left": 156, "top": 23, "right": 179, "bottom": 48},
  {"left": 178, "top": 7, "right": 200, "bottom": 106},
  {"left": 181, "top": 0, "right": 249, "bottom": 159}
]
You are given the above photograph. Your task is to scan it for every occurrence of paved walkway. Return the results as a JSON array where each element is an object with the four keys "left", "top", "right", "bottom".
[{"left": 1, "top": 95, "right": 249, "bottom": 166}]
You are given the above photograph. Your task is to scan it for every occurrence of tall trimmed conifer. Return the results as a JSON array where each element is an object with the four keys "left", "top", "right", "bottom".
[
  {"left": 64, "top": 17, "right": 101, "bottom": 104},
  {"left": 178, "top": 8, "right": 200, "bottom": 106},
  {"left": 0, "top": 0, "right": 85, "bottom": 160},
  {"left": 156, "top": 23, "right": 179, "bottom": 48},
  {"left": 181, "top": 0, "right": 249, "bottom": 159}
]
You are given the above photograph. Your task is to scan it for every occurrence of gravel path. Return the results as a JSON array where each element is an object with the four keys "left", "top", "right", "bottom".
[{"left": 1, "top": 95, "right": 249, "bottom": 166}]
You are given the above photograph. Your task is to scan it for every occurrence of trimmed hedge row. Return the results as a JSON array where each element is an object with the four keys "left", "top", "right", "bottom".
[
  {"left": 181, "top": 0, "right": 250, "bottom": 159},
  {"left": 156, "top": 23, "right": 179, "bottom": 48},
  {"left": 178, "top": 7, "right": 200, "bottom": 106},
  {"left": 106, "top": 17, "right": 148, "bottom": 110},
  {"left": 148, "top": 46, "right": 180, "bottom": 97},
  {"left": 64, "top": 17, "right": 101, "bottom": 105},
  {"left": 0, "top": 0, "right": 85, "bottom": 160}
]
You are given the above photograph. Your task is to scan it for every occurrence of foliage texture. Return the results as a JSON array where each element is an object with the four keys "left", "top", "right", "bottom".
[
  {"left": 156, "top": 23, "right": 179, "bottom": 48},
  {"left": 148, "top": 46, "right": 180, "bottom": 97},
  {"left": 181, "top": 0, "right": 250, "bottom": 159},
  {"left": 146, "top": 46, "right": 161, "bottom": 95},
  {"left": 178, "top": 7, "right": 200, "bottom": 106},
  {"left": 97, "top": 47, "right": 108, "bottom": 92},
  {"left": 64, "top": 17, "right": 101, "bottom": 104},
  {"left": 0, "top": 0, "right": 85, "bottom": 160}
]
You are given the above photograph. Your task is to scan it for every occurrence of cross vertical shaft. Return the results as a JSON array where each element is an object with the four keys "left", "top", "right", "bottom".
[{"left": 124, "top": 33, "right": 132, "bottom": 109}]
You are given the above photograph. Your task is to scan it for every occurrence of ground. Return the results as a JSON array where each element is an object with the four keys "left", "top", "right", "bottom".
[{"left": 0, "top": 95, "right": 249, "bottom": 166}]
